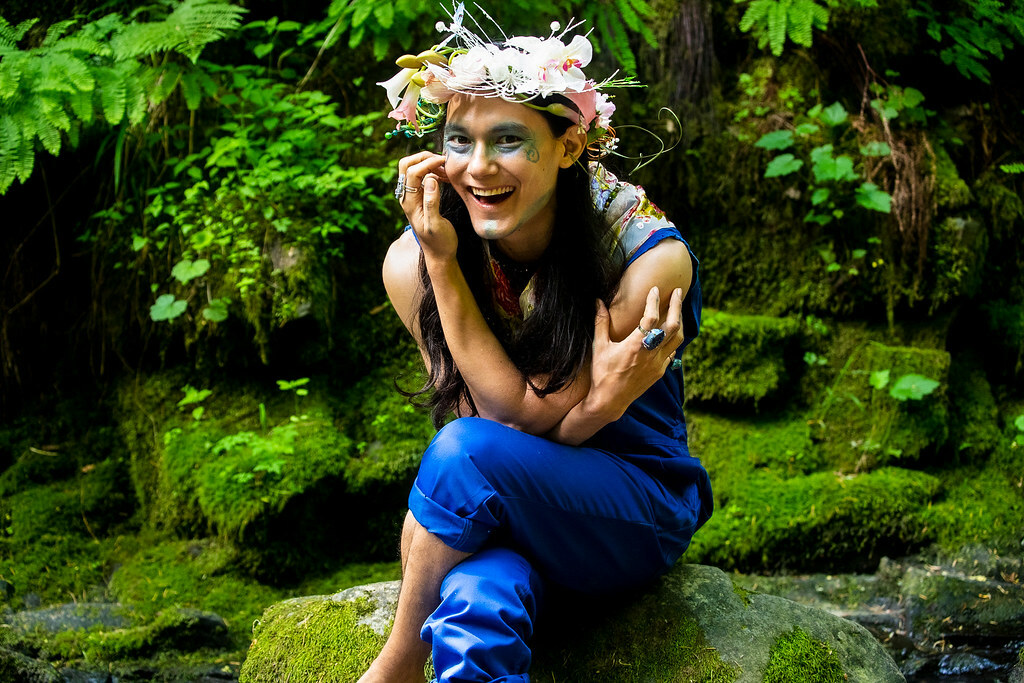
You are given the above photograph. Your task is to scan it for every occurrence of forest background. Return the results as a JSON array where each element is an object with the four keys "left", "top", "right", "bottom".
[{"left": 0, "top": 0, "right": 1022, "bottom": 680}]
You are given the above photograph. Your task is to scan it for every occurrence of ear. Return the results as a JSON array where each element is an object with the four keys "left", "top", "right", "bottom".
[{"left": 558, "top": 127, "right": 587, "bottom": 168}]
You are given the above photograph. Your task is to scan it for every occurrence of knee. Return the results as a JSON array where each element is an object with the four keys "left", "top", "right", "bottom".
[
  {"left": 440, "top": 548, "right": 540, "bottom": 607},
  {"left": 420, "top": 417, "right": 508, "bottom": 482}
]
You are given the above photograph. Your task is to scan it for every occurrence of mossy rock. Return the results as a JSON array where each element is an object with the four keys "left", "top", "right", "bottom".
[
  {"left": 239, "top": 564, "right": 905, "bottom": 682},
  {"left": 811, "top": 341, "right": 950, "bottom": 471},
  {"left": 682, "top": 309, "right": 802, "bottom": 409},
  {"left": 688, "top": 466, "right": 940, "bottom": 573},
  {"left": 899, "top": 564, "right": 1024, "bottom": 639},
  {"left": 0, "top": 647, "right": 60, "bottom": 683}
]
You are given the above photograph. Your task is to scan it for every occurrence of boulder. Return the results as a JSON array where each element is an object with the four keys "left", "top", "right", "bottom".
[
  {"left": 239, "top": 564, "right": 904, "bottom": 682},
  {"left": 0, "top": 646, "right": 61, "bottom": 683}
]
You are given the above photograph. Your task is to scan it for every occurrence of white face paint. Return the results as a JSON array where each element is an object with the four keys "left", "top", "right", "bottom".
[{"left": 481, "top": 220, "right": 500, "bottom": 238}]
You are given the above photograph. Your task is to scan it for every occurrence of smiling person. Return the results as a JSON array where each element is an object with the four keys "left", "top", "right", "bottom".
[{"left": 360, "top": 8, "right": 713, "bottom": 683}]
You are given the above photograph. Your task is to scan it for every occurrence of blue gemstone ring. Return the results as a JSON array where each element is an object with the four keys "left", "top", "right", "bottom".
[
  {"left": 670, "top": 358, "right": 682, "bottom": 371},
  {"left": 641, "top": 328, "right": 666, "bottom": 350}
]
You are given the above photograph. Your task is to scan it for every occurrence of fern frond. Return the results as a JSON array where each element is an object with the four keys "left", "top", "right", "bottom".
[
  {"left": 0, "top": 17, "right": 39, "bottom": 48},
  {"left": 0, "top": 52, "right": 25, "bottom": 101},
  {"left": 125, "top": 69, "right": 148, "bottom": 125},
  {"left": 180, "top": 69, "right": 203, "bottom": 110},
  {"left": 740, "top": 0, "right": 773, "bottom": 33},
  {"left": 41, "top": 98, "right": 72, "bottom": 132},
  {"left": 10, "top": 111, "right": 37, "bottom": 183},
  {"left": 97, "top": 66, "right": 127, "bottom": 124},
  {"left": 148, "top": 62, "right": 182, "bottom": 105},
  {"left": 36, "top": 113, "right": 62, "bottom": 156},
  {"left": 42, "top": 19, "right": 78, "bottom": 46},
  {"left": 54, "top": 36, "right": 112, "bottom": 57},
  {"left": 767, "top": 1, "right": 788, "bottom": 56},
  {"left": 67, "top": 86, "right": 94, "bottom": 123},
  {"left": 42, "top": 52, "right": 96, "bottom": 93},
  {"left": 165, "top": 0, "right": 247, "bottom": 63}
]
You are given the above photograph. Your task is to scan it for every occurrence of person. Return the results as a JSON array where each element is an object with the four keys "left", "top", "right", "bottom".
[{"left": 360, "top": 6, "right": 713, "bottom": 682}]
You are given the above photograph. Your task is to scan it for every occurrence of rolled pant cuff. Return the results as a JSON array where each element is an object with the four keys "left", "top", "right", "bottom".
[{"left": 408, "top": 479, "right": 492, "bottom": 552}]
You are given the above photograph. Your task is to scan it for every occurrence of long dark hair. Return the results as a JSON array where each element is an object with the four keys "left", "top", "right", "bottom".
[{"left": 409, "top": 108, "right": 620, "bottom": 428}]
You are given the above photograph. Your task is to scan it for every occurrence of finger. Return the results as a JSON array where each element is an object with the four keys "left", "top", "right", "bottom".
[
  {"left": 397, "top": 150, "right": 439, "bottom": 178},
  {"left": 661, "top": 287, "right": 685, "bottom": 340},
  {"left": 405, "top": 155, "right": 447, "bottom": 192},
  {"left": 636, "top": 286, "right": 660, "bottom": 337},
  {"left": 422, "top": 174, "right": 441, "bottom": 223}
]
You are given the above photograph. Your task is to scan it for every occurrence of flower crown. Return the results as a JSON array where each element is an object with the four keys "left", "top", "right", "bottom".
[{"left": 377, "top": 3, "right": 639, "bottom": 155}]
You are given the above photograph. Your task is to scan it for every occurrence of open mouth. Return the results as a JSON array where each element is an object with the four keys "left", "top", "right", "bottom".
[{"left": 471, "top": 186, "right": 515, "bottom": 205}]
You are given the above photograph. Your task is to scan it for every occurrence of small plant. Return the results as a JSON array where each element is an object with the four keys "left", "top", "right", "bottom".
[
  {"left": 868, "top": 371, "right": 939, "bottom": 401},
  {"left": 177, "top": 384, "right": 213, "bottom": 420}
]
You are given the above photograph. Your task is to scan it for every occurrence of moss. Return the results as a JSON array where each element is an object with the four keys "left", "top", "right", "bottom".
[
  {"left": 239, "top": 595, "right": 392, "bottom": 682},
  {"left": 682, "top": 309, "right": 802, "bottom": 409},
  {"left": 982, "top": 299, "right": 1024, "bottom": 377},
  {"left": 762, "top": 627, "right": 845, "bottom": 683},
  {"left": 946, "top": 360, "right": 1001, "bottom": 459},
  {"left": 688, "top": 467, "right": 940, "bottom": 572},
  {"left": 532, "top": 595, "right": 738, "bottom": 682},
  {"left": 812, "top": 341, "right": 950, "bottom": 471}
]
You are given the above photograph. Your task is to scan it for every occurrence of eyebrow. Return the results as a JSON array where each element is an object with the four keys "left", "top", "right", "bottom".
[{"left": 444, "top": 122, "right": 533, "bottom": 138}]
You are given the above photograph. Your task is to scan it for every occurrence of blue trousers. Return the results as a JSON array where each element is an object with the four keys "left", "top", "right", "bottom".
[{"left": 409, "top": 418, "right": 704, "bottom": 683}]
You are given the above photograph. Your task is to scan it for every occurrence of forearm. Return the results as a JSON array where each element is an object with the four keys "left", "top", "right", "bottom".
[
  {"left": 426, "top": 256, "right": 566, "bottom": 431},
  {"left": 544, "top": 390, "right": 623, "bottom": 446}
]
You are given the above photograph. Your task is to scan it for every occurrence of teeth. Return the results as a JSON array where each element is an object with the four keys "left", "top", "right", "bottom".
[{"left": 472, "top": 186, "right": 514, "bottom": 197}]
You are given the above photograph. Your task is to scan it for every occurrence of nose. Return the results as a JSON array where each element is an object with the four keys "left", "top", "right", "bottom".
[{"left": 466, "top": 143, "right": 496, "bottom": 178}]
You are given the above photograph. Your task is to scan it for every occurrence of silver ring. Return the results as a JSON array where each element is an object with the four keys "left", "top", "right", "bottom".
[
  {"left": 641, "top": 328, "right": 666, "bottom": 351},
  {"left": 405, "top": 185, "right": 420, "bottom": 194},
  {"left": 394, "top": 176, "right": 406, "bottom": 201},
  {"left": 637, "top": 323, "right": 651, "bottom": 335}
]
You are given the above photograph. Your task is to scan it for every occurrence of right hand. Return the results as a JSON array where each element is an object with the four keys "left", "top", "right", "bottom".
[{"left": 398, "top": 151, "right": 456, "bottom": 264}]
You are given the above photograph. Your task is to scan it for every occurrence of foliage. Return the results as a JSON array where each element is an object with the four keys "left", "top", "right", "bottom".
[
  {"left": 735, "top": 0, "right": 879, "bottom": 56},
  {"left": 908, "top": 0, "right": 1024, "bottom": 83},
  {"left": 0, "top": 1, "right": 245, "bottom": 194},
  {"left": 762, "top": 627, "right": 844, "bottom": 683}
]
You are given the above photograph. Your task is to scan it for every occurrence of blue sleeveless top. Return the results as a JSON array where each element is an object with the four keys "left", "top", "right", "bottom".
[{"left": 583, "top": 164, "right": 713, "bottom": 531}]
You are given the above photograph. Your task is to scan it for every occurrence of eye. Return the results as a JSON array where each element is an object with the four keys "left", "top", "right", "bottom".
[
  {"left": 445, "top": 134, "right": 470, "bottom": 147},
  {"left": 495, "top": 134, "right": 522, "bottom": 146}
]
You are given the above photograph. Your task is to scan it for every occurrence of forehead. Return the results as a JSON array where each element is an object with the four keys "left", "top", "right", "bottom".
[{"left": 445, "top": 95, "right": 550, "bottom": 133}]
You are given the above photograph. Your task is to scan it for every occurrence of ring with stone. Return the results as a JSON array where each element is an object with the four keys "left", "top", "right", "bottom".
[
  {"left": 669, "top": 358, "right": 682, "bottom": 371},
  {"left": 637, "top": 323, "right": 651, "bottom": 335},
  {"left": 641, "top": 328, "right": 666, "bottom": 350},
  {"left": 394, "top": 175, "right": 406, "bottom": 201}
]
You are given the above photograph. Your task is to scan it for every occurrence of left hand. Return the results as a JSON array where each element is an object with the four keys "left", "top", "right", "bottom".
[
  {"left": 587, "top": 286, "right": 685, "bottom": 420},
  {"left": 397, "top": 151, "right": 456, "bottom": 265}
]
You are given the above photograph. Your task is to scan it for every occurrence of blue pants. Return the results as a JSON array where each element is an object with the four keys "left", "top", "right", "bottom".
[{"left": 409, "top": 418, "right": 704, "bottom": 683}]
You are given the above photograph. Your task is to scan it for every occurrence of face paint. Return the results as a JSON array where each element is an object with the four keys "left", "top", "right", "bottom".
[{"left": 481, "top": 220, "right": 500, "bottom": 238}]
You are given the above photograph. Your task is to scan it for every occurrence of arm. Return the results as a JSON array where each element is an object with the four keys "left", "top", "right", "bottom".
[{"left": 545, "top": 239, "right": 694, "bottom": 445}]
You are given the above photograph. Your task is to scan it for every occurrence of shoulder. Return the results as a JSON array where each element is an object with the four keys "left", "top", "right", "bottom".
[
  {"left": 382, "top": 229, "right": 423, "bottom": 335},
  {"left": 607, "top": 238, "right": 694, "bottom": 341}
]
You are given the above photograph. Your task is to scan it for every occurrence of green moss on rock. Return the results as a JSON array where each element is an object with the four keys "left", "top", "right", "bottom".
[
  {"left": 812, "top": 341, "right": 950, "bottom": 471},
  {"left": 762, "top": 627, "right": 844, "bottom": 682},
  {"left": 688, "top": 467, "right": 939, "bottom": 572},
  {"left": 683, "top": 310, "right": 802, "bottom": 408}
]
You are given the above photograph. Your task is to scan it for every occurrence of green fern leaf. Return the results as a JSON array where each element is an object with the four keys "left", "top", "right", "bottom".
[
  {"left": 42, "top": 19, "right": 78, "bottom": 46},
  {"left": 740, "top": 0, "right": 773, "bottom": 33},
  {"left": 42, "top": 98, "right": 72, "bottom": 132},
  {"left": 767, "top": 1, "right": 788, "bottom": 56},
  {"left": 11, "top": 111, "right": 36, "bottom": 182},
  {"left": 789, "top": 0, "right": 814, "bottom": 47},
  {"left": 0, "top": 17, "right": 38, "bottom": 47},
  {"left": 67, "top": 87, "right": 94, "bottom": 123},
  {"left": 97, "top": 66, "right": 127, "bottom": 124},
  {"left": 166, "top": 0, "right": 247, "bottom": 63},
  {"left": 180, "top": 69, "right": 203, "bottom": 110},
  {"left": 54, "top": 36, "right": 112, "bottom": 57},
  {"left": 125, "top": 69, "right": 148, "bottom": 125},
  {"left": 0, "top": 115, "right": 21, "bottom": 193},
  {"left": 0, "top": 53, "right": 25, "bottom": 101},
  {"left": 36, "top": 114, "right": 62, "bottom": 156},
  {"left": 47, "top": 52, "right": 96, "bottom": 93},
  {"left": 149, "top": 62, "right": 181, "bottom": 104}
]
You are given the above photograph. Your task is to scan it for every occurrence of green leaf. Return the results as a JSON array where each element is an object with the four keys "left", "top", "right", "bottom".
[
  {"left": 851, "top": 249, "right": 867, "bottom": 259},
  {"left": 795, "top": 122, "right": 820, "bottom": 136},
  {"left": 171, "top": 258, "right": 210, "bottom": 284},
  {"left": 870, "top": 369, "right": 890, "bottom": 390},
  {"left": 1014, "top": 414, "right": 1024, "bottom": 432},
  {"left": 755, "top": 129, "right": 795, "bottom": 150},
  {"left": 889, "top": 374, "right": 940, "bottom": 401},
  {"left": 150, "top": 294, "right": 187, "bottom": 321},
  {"left": 811, "top": 187, "right": 830, "bottom": 206},
  {"left": 859, "top": 141, "right": 891, "bottom": 157},
  {"left": 819, "top": 102, "right": 847, "bottom": 127},
  {"left": 202, "top": 297, "right": 230, "bottom": 322},
  {"left": 764, "top": 153, "right": 803, "bottom": 178},
  {"left": 855, "top": 182, "right": 893, "bottom": 213}
]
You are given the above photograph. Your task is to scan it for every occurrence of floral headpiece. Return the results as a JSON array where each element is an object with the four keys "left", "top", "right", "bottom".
[{"left": 377, "top": 3, "right": 638, "bottom": 155}]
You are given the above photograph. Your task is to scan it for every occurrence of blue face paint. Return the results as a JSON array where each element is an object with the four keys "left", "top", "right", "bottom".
[{"left": 443, "top": 122, "right": 540, "bottom": 163}]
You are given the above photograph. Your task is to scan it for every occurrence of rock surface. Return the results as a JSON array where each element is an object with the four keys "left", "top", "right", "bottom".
[{"left": 240, "top": 563, "right": 904, "bottom": 682}]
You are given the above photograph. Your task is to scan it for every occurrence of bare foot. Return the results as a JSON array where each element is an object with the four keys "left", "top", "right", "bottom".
[{"left": 358, "top": 657, "right": 425, "bottom": 683}]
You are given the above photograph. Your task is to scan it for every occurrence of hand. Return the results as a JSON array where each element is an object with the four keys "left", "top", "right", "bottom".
[
  {"left": 588, "top": 286, "right": 685, "bottom": 420},
  {"left": 398, "top": 151, "right": 456, "bottom": 264}
]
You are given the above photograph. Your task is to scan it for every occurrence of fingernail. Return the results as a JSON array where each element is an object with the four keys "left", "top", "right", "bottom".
[{"left": 425, "top": 177, "right": 436, "bottom": 191}]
